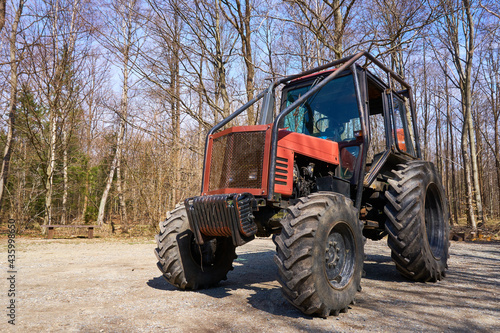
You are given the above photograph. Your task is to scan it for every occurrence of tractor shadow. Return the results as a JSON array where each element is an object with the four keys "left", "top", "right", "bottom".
[
  {"left": 146, "top": 249, "right": 305, "bottom": 318},
  {"left": 146, "top": 239, "right": 499, "bottom": 329},
  {"left": 146, "top": 251, "right": 278, "bottom": 291},
  {"left": 146, "top": 246, "right": 409, "bottom": 318},
  {"left": 362, "top": 253, "right": 407, "bottom": 282},
  {"left": 146, "top": 276, "right": 177, "bottom": 291}
]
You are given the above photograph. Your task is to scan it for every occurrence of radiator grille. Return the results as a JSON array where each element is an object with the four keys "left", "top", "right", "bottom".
[
  {"left": 208, "top": 131, "right": 267, "bottom": 191},
  {"left": 275, "top": 157, "right": 289, "bottom": 186}
]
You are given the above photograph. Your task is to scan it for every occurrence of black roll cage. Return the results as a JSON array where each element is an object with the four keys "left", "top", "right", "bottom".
[{"left": 200, "top": 51, "right": 422, "bottom": 210}]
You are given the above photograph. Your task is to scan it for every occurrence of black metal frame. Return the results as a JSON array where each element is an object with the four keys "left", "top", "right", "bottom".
[
  {"left": 185, "top": 193, "right": 256, "bottom": 246},
  {"left": 200, "top": 51, "right": 422, "bottom": 209}
]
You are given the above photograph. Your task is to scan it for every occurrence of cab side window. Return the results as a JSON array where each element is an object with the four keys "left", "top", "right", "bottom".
[
  {"left": 391, "top": 95, "right": 416, "bottom": 156},
  {"left": 366, "top": 79, "right": 386, "bottom": 163}
]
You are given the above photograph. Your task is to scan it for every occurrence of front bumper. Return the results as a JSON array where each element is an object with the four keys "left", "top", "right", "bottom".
[{"left": 184, "top": 193, "right": 257, "bottom": 246}]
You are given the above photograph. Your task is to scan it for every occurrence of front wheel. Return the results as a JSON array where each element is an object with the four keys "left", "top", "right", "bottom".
[
  {"left": 155, "top": 204, "right": 236, "bottom": 289},
  {"left": 273, "top": 192, "right": 364, "bottom": 317}
]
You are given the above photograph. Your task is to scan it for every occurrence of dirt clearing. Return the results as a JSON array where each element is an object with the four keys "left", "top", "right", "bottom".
[{"left": 1, "top": 237, "right": 499, "bottom": 332}]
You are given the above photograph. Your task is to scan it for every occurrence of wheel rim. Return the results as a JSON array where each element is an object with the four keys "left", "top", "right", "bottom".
[
  {"left": 425, "top": 183, "right": 445, "bottom": 259},
  {"left": 324, "top": 222, "right": 356, "bottom": 289}
]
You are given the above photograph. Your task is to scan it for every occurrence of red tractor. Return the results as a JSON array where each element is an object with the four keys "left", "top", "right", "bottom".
[{"left": 155, "top": 51, "right": 449, "bottom": 317}]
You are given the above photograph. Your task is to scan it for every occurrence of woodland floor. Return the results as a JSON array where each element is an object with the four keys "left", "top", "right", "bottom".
[
  {"left": 450, "top": 219, "right": 500, "bottom": 242},
  {"left": 0, "top": 233, "right": 499, "bottom": 332}
]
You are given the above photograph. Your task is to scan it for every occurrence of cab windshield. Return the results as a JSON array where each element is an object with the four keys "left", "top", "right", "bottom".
[{"left": 281, "top": 74, "right": 361, "bottom": 142}]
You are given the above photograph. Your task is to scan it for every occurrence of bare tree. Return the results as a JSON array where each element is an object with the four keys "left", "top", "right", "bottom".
[
  {"left": 2, "top": 0, "right": 500, "bottom": 232},
  {"left": 35, "top": 0, "right": 85, "bottom": 226},
  {"left": 221, "top": 0, "right": 256, "bottom": 124},
  {"left": 479, "top": 39, "right": 500, "bottom": 216},
  {"left": 444, "top": 65, "right": 459, "bottom": 225},
  {"left": 144, "top": 0, "right": 234, "bottom": 124},
  {"left": 284, "top": 0, "right": 358, "bottom": 60},
  {"left": 435, "top": 0, "right": 485, "bottom": 229},
  {"left": 0, "top": 0, "right": 6, "bottom": 33},
  {"left": 43, "top": 1, "right": 60, "bottom": 226},
  {"left": 0, "top": 0, "right": 25, "bottom": 211},
  {"left": 480, "top": 0, "right": 500, "bottom": 19},
  {"left": 97, "top": 0, "right": 141, "bottom": 227},
  {"left": 364, "top": 0, "right": 434, "bottom": 77},
  {"left": 80, "top": 51, "right": 111, "bottom": 222},
  {"left": 60, "top": 0, "right": 81, "bottom": 224}
]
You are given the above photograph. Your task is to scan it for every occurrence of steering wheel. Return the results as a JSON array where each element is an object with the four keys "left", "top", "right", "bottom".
[{"left": 314, "top": 116, "right": 344, "bottom": 138}]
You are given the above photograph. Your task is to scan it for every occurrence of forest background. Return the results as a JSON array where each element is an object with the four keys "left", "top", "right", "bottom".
[{"left": 0, "top": 0, "right": 499, "bottom": 236}]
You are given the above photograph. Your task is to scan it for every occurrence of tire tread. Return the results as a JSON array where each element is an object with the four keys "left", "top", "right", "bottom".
[
  {"left": 273, "top": 192, "right": 363, "bottom": 317},
  {"left": 384, "top": 161, "right": 450, "bottom": 282}
]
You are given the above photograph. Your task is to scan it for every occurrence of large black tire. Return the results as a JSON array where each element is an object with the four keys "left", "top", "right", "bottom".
[
  {"left": 384, "top": 161, "right": 450, "bottom": 282},
  {"left": 273, "top": 192, "right": 364, "bottom": 317},
  {"left": 155, "top": 204, "right": 236, "bottom": 289}
]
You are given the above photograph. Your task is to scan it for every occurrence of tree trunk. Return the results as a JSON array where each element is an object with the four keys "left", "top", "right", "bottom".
[
  {"left": 97, "top": 120, "right": 125, "bottom": 225},
  {"left": 44, "top": 0, "right": 65, "bottom": 226},
  {"left": 445, "top": 73, "right": 457, "bottom": 225},
  {"left": 461, "top": 119, "right": 477, "bottom": 231},
  {"left": 83, "top": 173, "right": 89, "bottom": 221},
  {"left": 467, "top": 105, "right": 484, "bottom": 223},
  {"left": 435, "top": 88, "right": 442, "bottom": 175},
  {"left": 220, "top": 0, "right": 255, "bottom": 124},
  {"left": 463, "top": 0, "right": 484, "bottom": 224},
  {"left": 0, "top": 0, "right": 25, "bottom": 211},
  {"left": 332, "top": 0, "right": 343, "bottom": 60},
  {"left": 61, "top": 127, "right": 68, "bottom": 224},
  {"left": 97, "top": 0, "right": 133, "bottom": 225},
  {"left": 19, "top": 140, "right": 26, "bottom": 223},
  {"left": 441, "top": 0, "right": 481, "bottom": 228},
  {"left": 242, "top": 0, "right": 255, "bottom": 125},
  {"left": 495, "top": 111, "right": 500, "bottom": 216},
  {"left": 473, "top": 104, "right": 487, "bottom": 218},
  {"left": 215, "top": 0, "right": 230, "bottom": 120},
  {"left": 496, "top": 57, "right": 500, "bottom": 218},
  {"left": 82, "top": 61, "right": 96, "bottom": 222},
  {"left": 44, "top": 113, "right": 57, "bottom": 226},
  {"left": 169, "top": 9, "right": 181, "bottom": 206},
  {"left": 422, "top": 49, "right": 429, "bottom": 160},
  {"left": 82, "top": 91, "right": 92, "bottom": 222},
  {"left": 116, "top": 157, "right": 128, "bottom": 231},
  {"left": 58, "top": 0, "right": 79, "bottom": 224},
  {"left": 0, "top": 0, "right": 6, "bottom": 33}
]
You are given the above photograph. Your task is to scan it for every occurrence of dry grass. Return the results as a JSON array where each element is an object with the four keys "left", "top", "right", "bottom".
[
  {"left": 4, "top": 215, "right": 500, "bottom": 242},
  {"left": 451, "top": 217, "right": 500, "bottom": 241}
]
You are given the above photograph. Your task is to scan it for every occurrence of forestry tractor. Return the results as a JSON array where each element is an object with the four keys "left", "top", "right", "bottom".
[{"left": 154, "top": 51, "right": 450, "bottom": 317}]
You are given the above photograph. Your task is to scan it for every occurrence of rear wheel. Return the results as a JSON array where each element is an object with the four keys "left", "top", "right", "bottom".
[
  {"left": 273, "top": 192, "right": 364, "bottom": 317},
  {"left": 384, "top": 161, "right": 450, "bottom": 281},
  {"left": 155, "top": 204, "right": 236, "bottom": 289}
]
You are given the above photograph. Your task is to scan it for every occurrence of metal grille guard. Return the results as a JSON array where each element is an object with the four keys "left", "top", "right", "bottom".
[{"left": 184, "top": 193, "right": 257, "bottom": 246}]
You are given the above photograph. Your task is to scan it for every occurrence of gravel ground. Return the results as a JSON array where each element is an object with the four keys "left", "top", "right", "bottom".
[{"left": 1, "top": 236, "right": 499, "bottom": 332}]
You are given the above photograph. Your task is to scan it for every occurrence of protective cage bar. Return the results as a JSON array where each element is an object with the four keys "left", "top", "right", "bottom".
[
  {"left": 185, "top": 193, "right": 257, "bottom": 246},
  {"left": 200, "top": 51, "right": 421, "bottom": 205}
]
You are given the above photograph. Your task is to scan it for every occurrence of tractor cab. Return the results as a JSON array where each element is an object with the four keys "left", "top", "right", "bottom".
[
  {"left": 276, "top": 65, "right": 420, "bottom": 192},
  {"left": 279, "top": 71, "right": 362, "bottom": 184}
]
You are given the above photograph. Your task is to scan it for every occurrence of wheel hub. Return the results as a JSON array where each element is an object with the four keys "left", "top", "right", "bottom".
[
  {"left": 325, "top": 233, "right": 346, "bottom": 283},
  {"left": 323, "top": 222, "right": 355, "bottom": 289}
]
